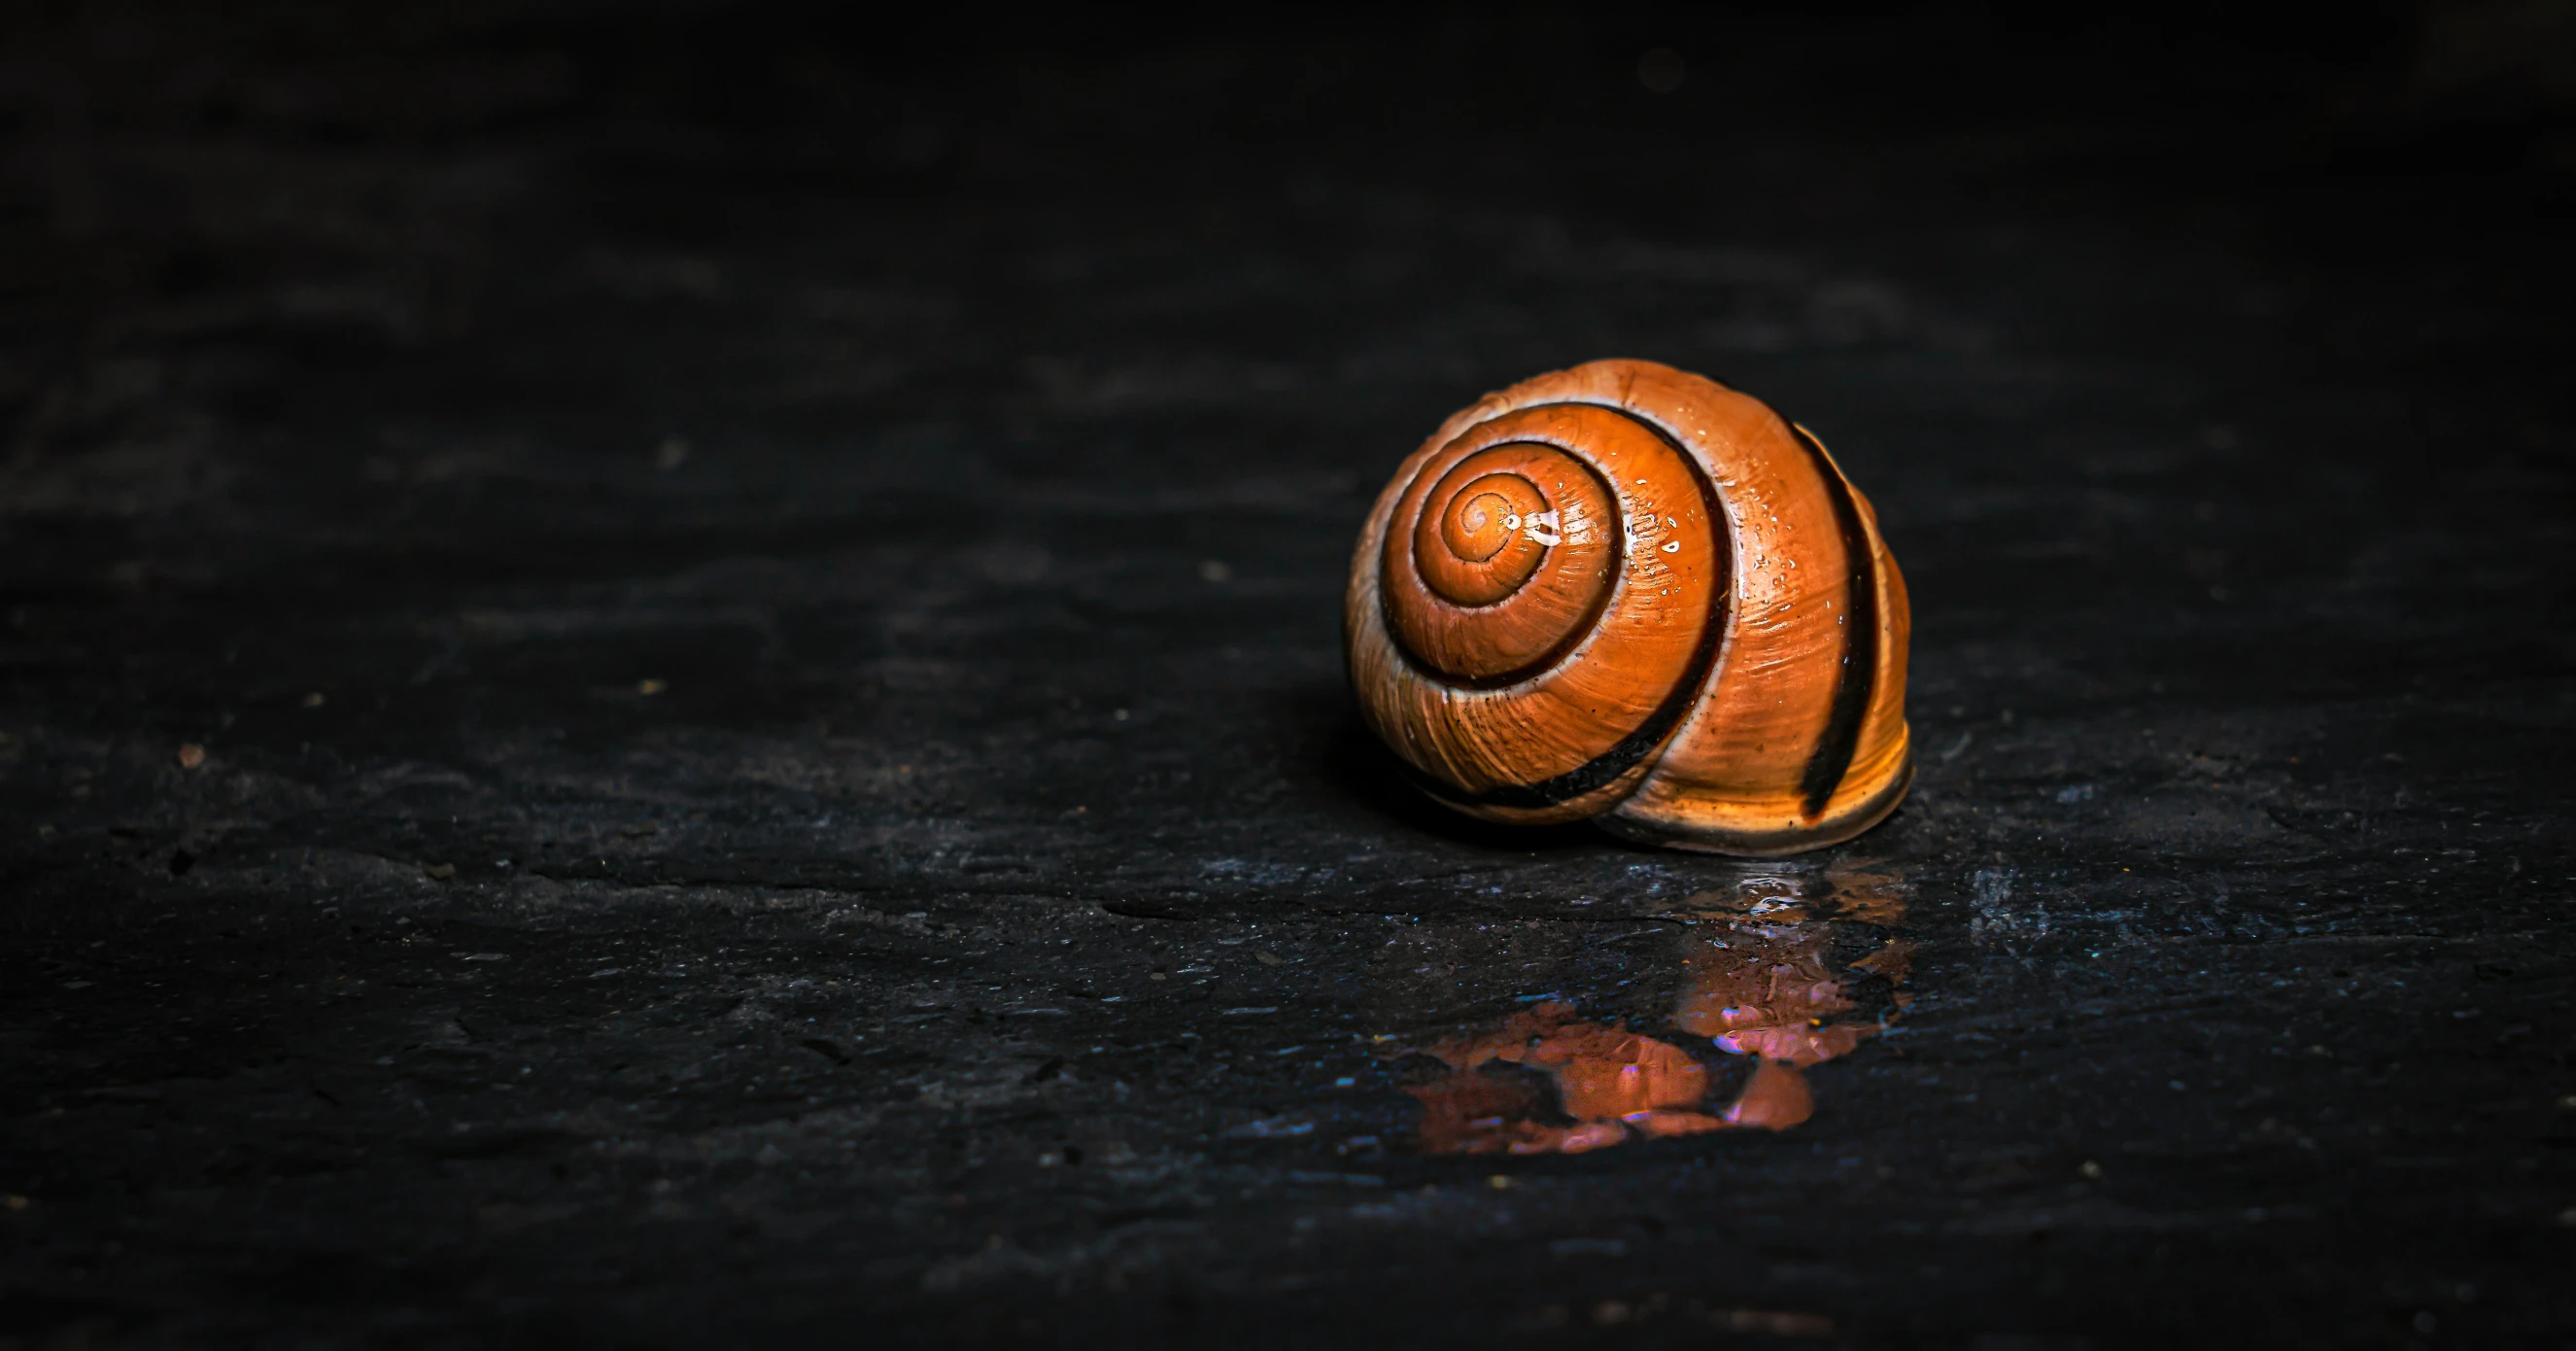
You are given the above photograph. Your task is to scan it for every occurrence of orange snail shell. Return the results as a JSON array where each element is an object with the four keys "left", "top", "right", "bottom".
[{"left": 1344, "top": 359, "right": 1912, "bottom": 855}]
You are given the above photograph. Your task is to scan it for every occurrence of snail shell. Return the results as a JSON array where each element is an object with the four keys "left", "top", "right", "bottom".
[{"left": 1345, "top": 359, "right": 1911, "bottom": 855}]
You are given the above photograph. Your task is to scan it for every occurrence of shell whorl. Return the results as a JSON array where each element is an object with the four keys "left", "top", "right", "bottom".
[{"left": 1345, "top": 360, "right": 1913, "bottom": 856}]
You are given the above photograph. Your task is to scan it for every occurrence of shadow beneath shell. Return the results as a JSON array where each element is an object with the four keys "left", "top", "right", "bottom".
[{"left": 1315, "top": 711, "right": 1628, "bottom": 854}]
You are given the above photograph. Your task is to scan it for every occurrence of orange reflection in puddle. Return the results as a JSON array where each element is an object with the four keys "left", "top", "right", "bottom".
[{"left": 1404, "top": 868, "right": 1910, "bottom": 1156}]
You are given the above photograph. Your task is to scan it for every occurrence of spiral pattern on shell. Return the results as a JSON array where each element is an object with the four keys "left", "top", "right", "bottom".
[{"left": 1345, "top": 360, "right": 1912, "bottom": 855}]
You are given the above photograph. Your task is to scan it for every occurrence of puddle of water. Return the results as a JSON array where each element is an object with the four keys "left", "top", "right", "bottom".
[{"left": 1395, "top": 862, "right": 1911, "bottom": 1156}]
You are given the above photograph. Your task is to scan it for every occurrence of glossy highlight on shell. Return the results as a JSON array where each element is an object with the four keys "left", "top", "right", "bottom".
[{"left": 1345, "top": 359, "right": 1912, "bottom": 855}]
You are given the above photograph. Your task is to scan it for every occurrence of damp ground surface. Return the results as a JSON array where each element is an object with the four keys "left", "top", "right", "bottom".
[{"left": 3, "top": 5, "right": 2573, "bottom": 1347}]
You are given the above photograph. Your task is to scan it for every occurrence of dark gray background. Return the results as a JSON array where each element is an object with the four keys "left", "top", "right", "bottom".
[{"left": 2, "top": 3, "right": 2571, "bottom": 1345}]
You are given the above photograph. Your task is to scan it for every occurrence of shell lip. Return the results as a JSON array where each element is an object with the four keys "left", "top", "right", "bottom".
[{"left": 1596, "top": 747, "right": 1915, "bottom": 857}]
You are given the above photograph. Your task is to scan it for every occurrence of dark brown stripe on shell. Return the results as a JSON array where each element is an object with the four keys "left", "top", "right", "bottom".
[{"left": 1788, "top": 423, "right": 1877, "bottom": 819}]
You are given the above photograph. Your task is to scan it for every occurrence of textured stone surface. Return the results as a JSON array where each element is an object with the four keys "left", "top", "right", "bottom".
[{"left": 3, "top": 5, "right": 2571, "bottom": 1346}]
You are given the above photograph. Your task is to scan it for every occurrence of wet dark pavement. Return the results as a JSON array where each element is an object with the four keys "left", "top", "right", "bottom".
[{"left": 3, "top": 5, "right": 2573, "bottom": 1346}]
